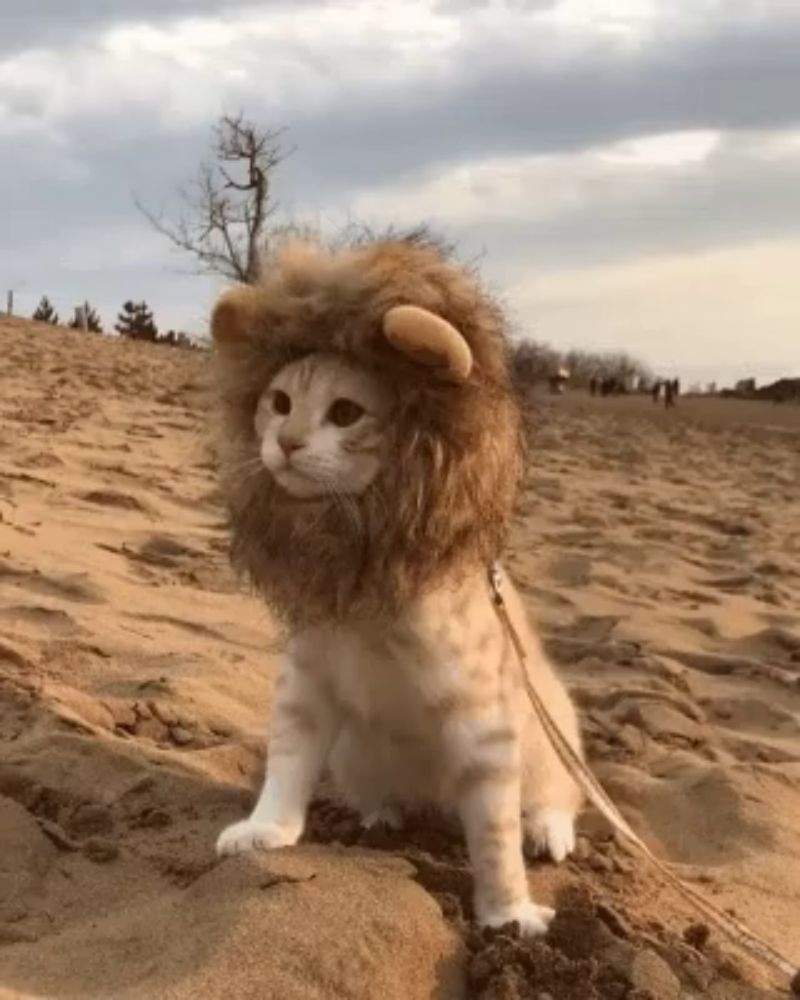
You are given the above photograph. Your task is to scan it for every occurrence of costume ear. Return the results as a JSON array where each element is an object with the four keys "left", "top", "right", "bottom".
[
  {"left": 382, "top": 305, "right": 473, "bottom": 383},
  {"left": 210, "top": 285, "right": 261, "bottom": 347}
]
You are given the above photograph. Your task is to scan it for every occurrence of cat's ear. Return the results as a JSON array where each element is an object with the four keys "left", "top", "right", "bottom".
[
  {"left": 382, "top": 305, "right": 473, "bottom": 383},
  {"left": 211, "top": 285, "right": 261, "bottom": 348}
]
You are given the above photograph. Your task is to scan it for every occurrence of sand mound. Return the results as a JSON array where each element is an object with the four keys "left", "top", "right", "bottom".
[{"left": 1, "top": 318, "right": 799, "bottom": 998}]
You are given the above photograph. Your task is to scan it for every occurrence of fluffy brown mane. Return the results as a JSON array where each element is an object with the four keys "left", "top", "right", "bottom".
[{"left": 212, "top": 231, "right": 522, "bottom": 626}]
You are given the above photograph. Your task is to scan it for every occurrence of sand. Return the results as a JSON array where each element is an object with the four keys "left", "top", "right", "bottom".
[{"left": 1, "top": 315, "right": 798, "bottom": 999}]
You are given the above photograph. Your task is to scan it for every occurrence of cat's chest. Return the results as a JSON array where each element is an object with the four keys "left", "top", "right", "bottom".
[{"left": 295, "top": 621, "right": 464, "bottom": 728}]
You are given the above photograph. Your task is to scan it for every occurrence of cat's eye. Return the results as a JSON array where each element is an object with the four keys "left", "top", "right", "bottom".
[
  {"left": 272, "top": 390, "right": 292, "bottom": 416},
  {"left": 328, "top": 398, "right": 365, "bottom": 428}
]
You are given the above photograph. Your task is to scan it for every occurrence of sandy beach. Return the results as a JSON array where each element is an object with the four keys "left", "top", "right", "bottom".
[{"left": 1, "top": 316, "right": 798, "bottom": 999}]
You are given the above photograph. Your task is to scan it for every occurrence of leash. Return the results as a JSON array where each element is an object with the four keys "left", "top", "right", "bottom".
[{"left": 488, "top": 561, "right": 799, "bottom": 991}]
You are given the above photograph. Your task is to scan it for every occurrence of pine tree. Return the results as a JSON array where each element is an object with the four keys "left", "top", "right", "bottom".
[
  {"left": 32, "top": 296, "right": 59, "bottom": 325},
  {"left": 114, "top": 300, "right": 158, "bottom": 341},
  {"left": 68, "top": 301, "right": 103, "bottom": 333}
]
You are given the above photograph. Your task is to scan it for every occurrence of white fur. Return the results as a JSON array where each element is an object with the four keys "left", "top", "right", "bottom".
[
  {"left": 255, "top": 353, "right": 389, "bottom": 499},
  {"left": 524, "top": 808, "right": 577, "bottom": 863},
  {"left": 217, "top": 573, "right": 584, "bottom": 935}
]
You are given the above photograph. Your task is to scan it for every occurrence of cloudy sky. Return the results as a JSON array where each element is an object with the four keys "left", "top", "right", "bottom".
[{"left": 3, "top": 0, "right": 799, "bottom": 385}]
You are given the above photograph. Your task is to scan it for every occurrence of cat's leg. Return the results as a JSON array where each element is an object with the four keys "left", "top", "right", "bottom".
[
  {"left": 520, "top": 665, "right": 583, "bottom": 864},
  {"left": 446, "top": 713, "right": 554, "bottom": 936},
  {"left": 217, "top": 657, "right": 337, "bottom": 856},
  {"left": 497, "top": 573, "right": 583, "bottom": 864}
]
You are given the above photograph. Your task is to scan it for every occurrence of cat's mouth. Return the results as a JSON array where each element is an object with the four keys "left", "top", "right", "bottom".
[{"left": 272, "top": 464, "right": 331, "bottom": 501}]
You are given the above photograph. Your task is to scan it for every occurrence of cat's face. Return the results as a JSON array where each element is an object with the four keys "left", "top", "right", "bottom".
[{"left": 254, "top": 354, "right": 390, "bottom": 499}]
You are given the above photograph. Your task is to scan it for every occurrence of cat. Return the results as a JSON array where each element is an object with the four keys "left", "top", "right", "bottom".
[{"left": 215, "top": 349, "right": 583, "bottom": 936}]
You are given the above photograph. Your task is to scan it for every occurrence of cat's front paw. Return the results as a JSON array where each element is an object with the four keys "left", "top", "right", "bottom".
[
  {"left": 480, "top": 899, "right": 555, "bottom": 937},
  {"left": 523, "top": 807, "right": 576, "bottom": 863},
  {"left": 216, "top": 818, "right": 301, "bottom": 857},
  {"left": 361, "top": 804, "right": 404, "bottom": 831}
]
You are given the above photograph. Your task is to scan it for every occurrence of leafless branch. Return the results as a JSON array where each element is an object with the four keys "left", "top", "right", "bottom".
[{"left": 136, "top": 112, "right": 291, "bottom": 283}]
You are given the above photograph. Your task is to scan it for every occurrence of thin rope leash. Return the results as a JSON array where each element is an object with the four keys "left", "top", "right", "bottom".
[{"left": 487, "top": 562, "right": 799, "bottom": 991}]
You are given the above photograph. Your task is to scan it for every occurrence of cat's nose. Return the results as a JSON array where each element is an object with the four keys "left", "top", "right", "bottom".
[{"left": 278, "top": 434, "right": 302, "bottom": 458}]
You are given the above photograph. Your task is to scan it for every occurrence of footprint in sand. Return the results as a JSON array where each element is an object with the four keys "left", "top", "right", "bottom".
[
  {"left": 1, "top": 566, "right": 105, "bottom": 605},
  {"left": 85, "top": 460, "right": 140, "bottom": 481},
  {"left": 127, "top": 612, "right": 234, "bottom": 645},
  {"left": 0, "top": 605, "right": 79, "bottom": 636},
  {"left": 668, "top": 587, "right": 721, "bottom": 607},
  {"left": 19, "top": 451, "right": 64, "bottom": 470},
  {"left": 549, "top": 552, "right": 592, "bottom": 587},
  {"left": 0, "top": 796, "right": 58, "bottom": 919},
  {"left": 137, "top": 535, "right": 199, "bottom": 566},
  {"left": 755, "top": 558, "right": 798, "bottom": 580},
  {"left": 678, "top": 616, "right": 722, "bottom": 640},
  {"left": 558, "top": 614, "right": 621, "bottom": 644},
  {"left": 734, "top": 626, "right": 800, "bottom": 665},
  {"left": 700, "top": 572, "right": 754, "bottom": 593},
  {"left": 719, "top": 736, "right": 800, "bottom": 764},
  {"left": 528, "top": 475, "right": 564, "bottom": 502},
  {"left": 598, "top": 761, "right": 774, "bottom": 866},
  {"left": 101, "top": 534, "right": 198, "bottom": 571},
  {"left": 79, "top": 489, "right": 150, "bottom": 513},
  {"left": 100, "top": 535, "right": 234, "bottom": 593},
  {"left": 706, "top": 691, "right": 800, "bottom": 763}
]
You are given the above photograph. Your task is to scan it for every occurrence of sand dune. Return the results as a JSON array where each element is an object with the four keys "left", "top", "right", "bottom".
[{"left": 1, "top": 316, "right": 798, "bottom": 998}]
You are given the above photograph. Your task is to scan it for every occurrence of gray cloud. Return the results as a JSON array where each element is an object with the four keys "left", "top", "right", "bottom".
[
  {"left": 279, "top": 14, "right": 800, "bottom": 199},
  {"left": 461, "top": 141, "right": 800, "bottom": 275},
  {"left": 0, "top": 0, "right": 317, "bottom": 54},
  {"left": 6, "top": 6, "right": 800, "bottom": 204},
  {"left": 2, "top": 1, "right": 800, "bottom": 380},
  {"left": 435, "top": 0, "right": 557, "bottom": 12}
]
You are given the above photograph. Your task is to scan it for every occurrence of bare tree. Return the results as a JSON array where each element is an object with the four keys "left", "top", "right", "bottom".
[
  {"left": 510, "top": 339, "right": 562, "bottom": 389},
  {"left": 511, "top": 337, "right": 651, "bottom": 394},
  {"left": 137, "top": 113, "right": 289, "bottom": 283}
]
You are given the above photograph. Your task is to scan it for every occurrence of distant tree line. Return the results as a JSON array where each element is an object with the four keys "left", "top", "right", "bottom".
[
  {"left": 29, "top": 295, "right": 199, "bottom": 350},
  {"left": 511, "top": 338, "right": 652, "bottom": 393}
]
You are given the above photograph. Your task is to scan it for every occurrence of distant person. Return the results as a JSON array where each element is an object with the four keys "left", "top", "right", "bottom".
[
  {"left": 651, "top": 380, "right": 661, "bottom": 404},
  {"left": 664, "top": 380, "right": 675, "bottom": 409},
  {"left": 672, "top": 377, "right": 680, "bottom": 400}
]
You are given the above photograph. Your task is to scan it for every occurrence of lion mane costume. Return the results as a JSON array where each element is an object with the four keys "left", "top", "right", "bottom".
[{"left": 211, "top": 231, "right": 522, "bottom": 625}]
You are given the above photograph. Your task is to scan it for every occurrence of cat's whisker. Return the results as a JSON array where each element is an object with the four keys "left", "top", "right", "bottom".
[
  {"left": 227, "top": 456, "right": 266, "bottom": 492},
  {"left": 315, "top": 474, "right": 364, "bottom": 542},
  {"left": 310, "top": 468, "right": 362, "bottom": 540},
  {"left": 367, "top": 482, "right": 393, "bottom": 528},
  {"left": 339, "top": 494, "right": 364, "bottom": 542},
  {"left": 231, "top": 456, "right": 264, "bottom": 478}
]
